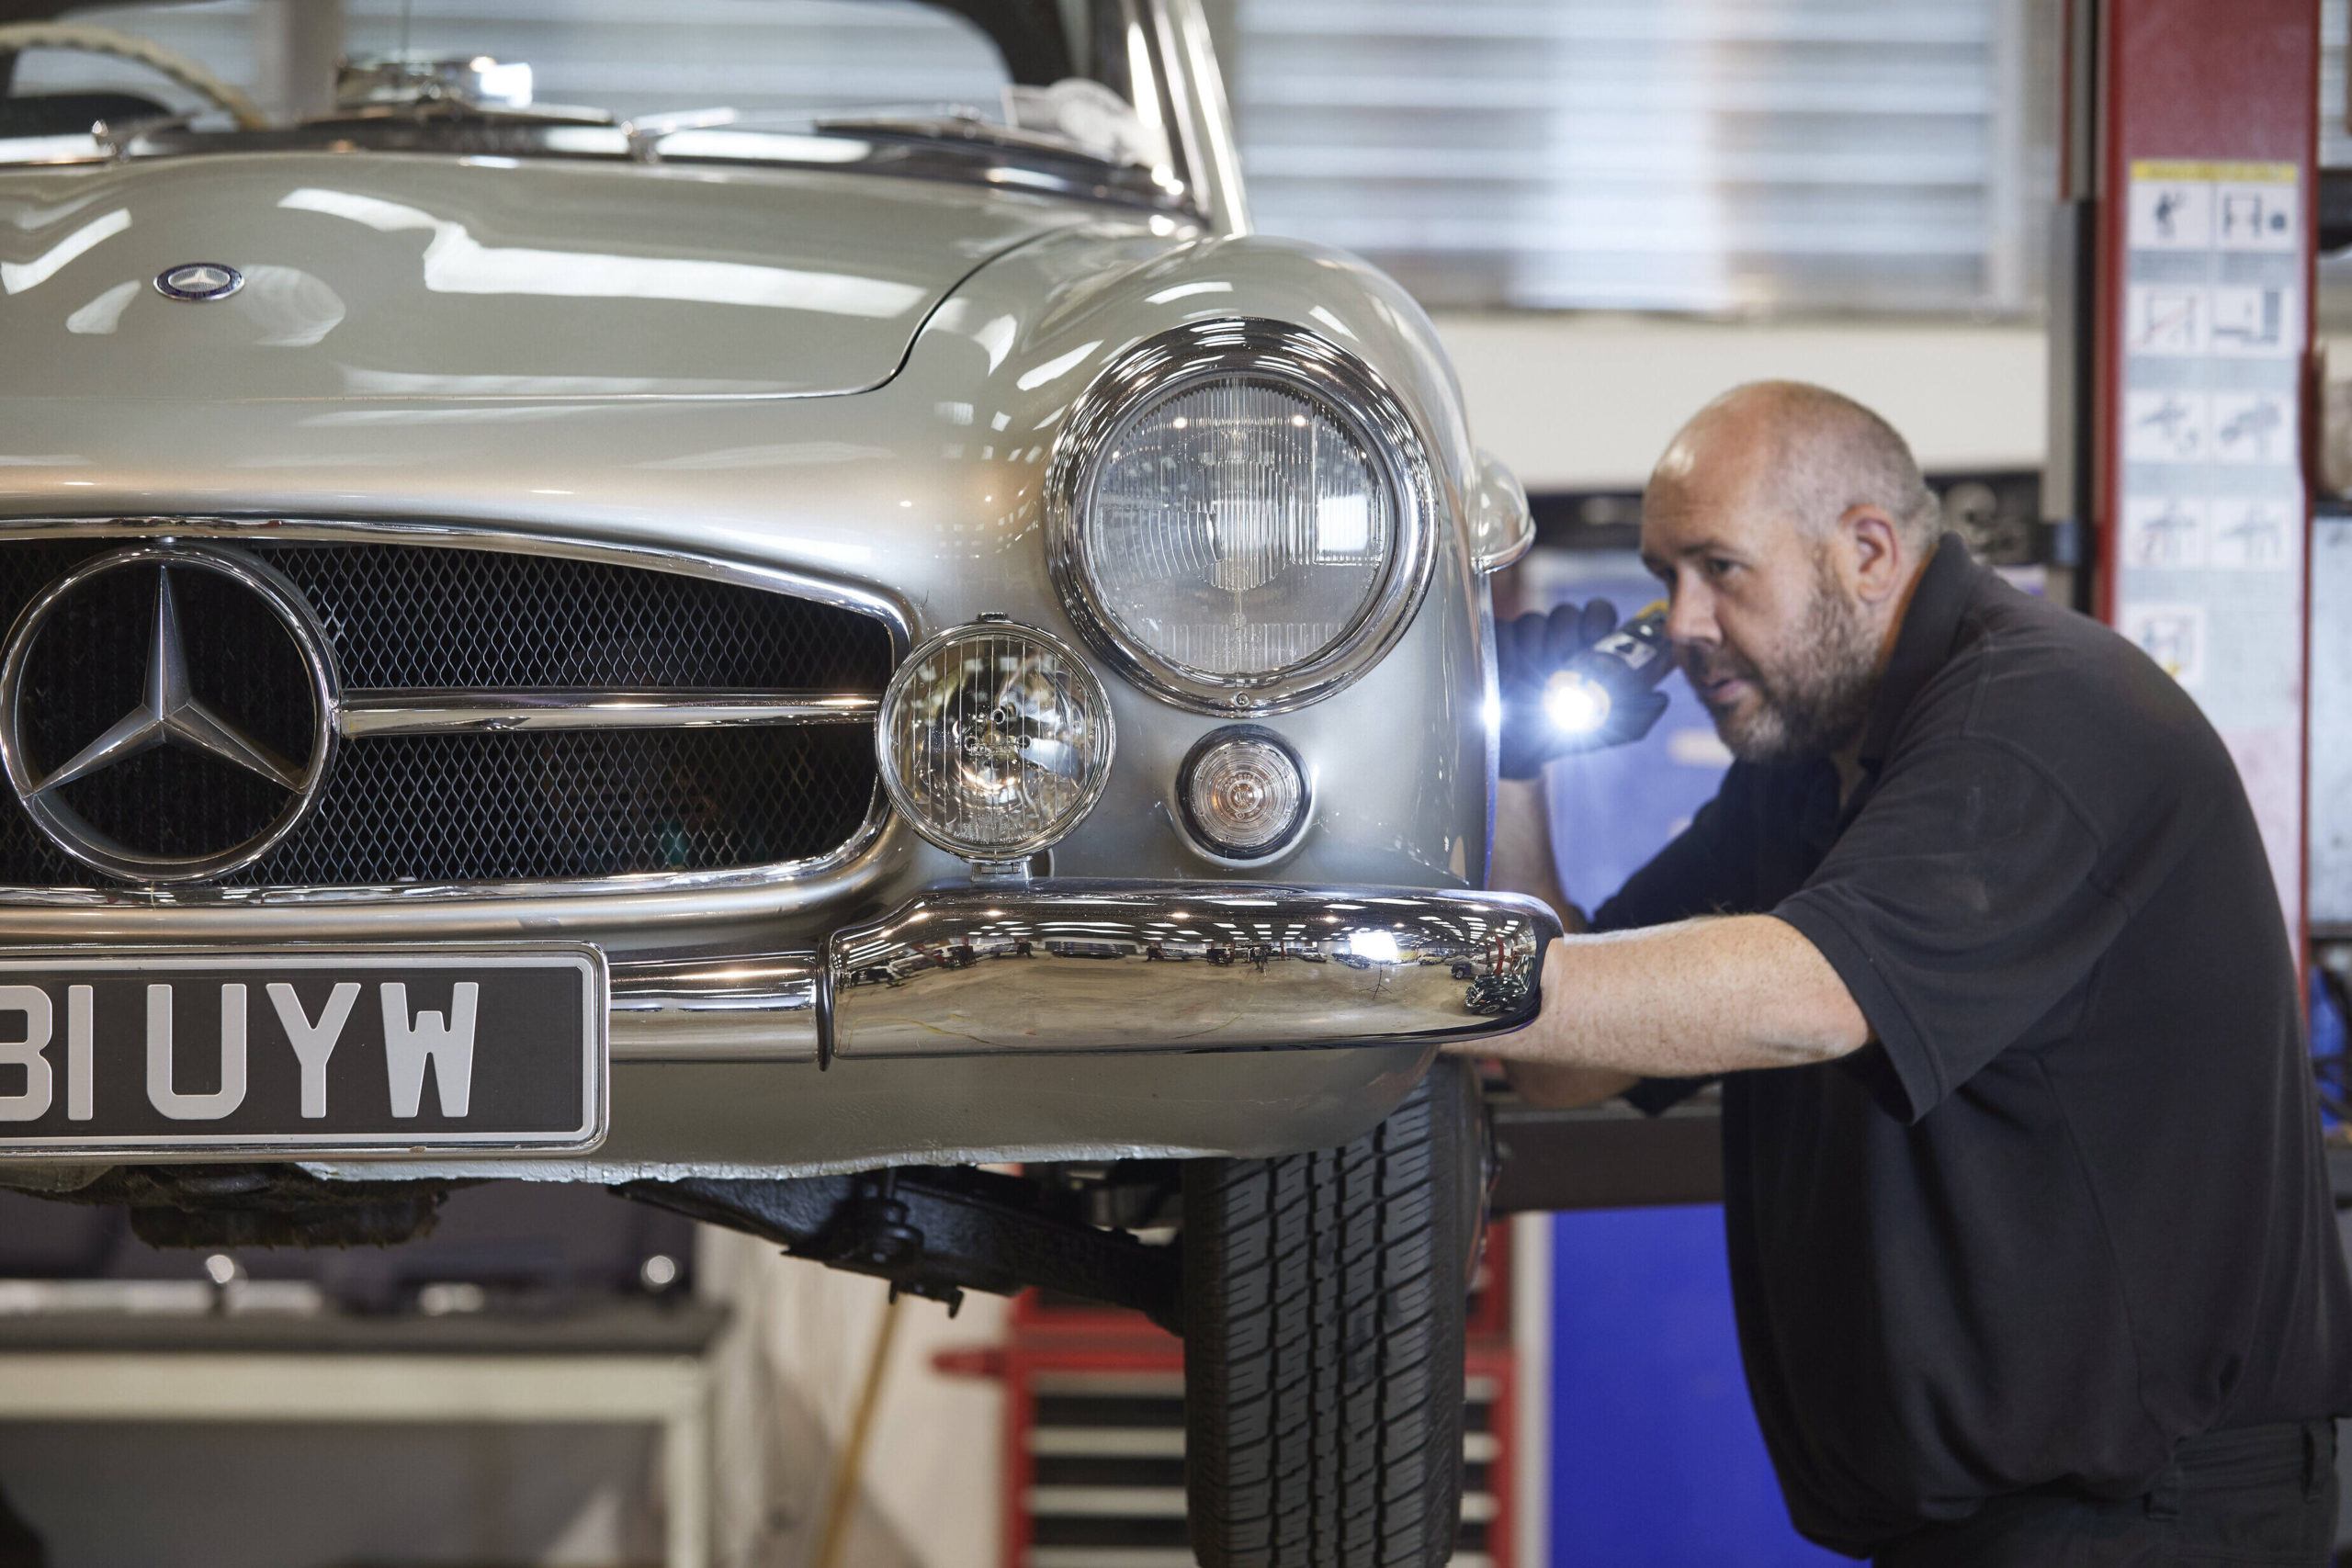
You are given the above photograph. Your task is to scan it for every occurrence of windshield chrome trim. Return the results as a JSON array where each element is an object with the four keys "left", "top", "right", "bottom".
[
  {"left": 338, "top": 689, "right": 879, "bottom": 737},
  {"left": 0, "top": 133, "right": 107, "bottom": 165},
  {"left": 0, "top": 115, "right": 1202, "bottom": 220},
  {"left": 1150, "top": 0, "right": 1246, "bottom": 234},
  {"left": 0, "top": 515, "right": 907, "bottom": 907}
]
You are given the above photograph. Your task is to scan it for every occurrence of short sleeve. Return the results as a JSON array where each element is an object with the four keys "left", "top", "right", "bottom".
[{"left": 1773, "top": 738, "right": 2126, "bottom": 1123}]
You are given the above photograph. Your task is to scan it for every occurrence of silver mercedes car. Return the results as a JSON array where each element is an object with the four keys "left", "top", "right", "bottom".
[{"left": 0, "top": 3, "right": 1551, "bottom": 1561}]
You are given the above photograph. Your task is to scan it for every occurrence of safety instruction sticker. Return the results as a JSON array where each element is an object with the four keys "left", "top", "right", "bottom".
[{"left": 2117, "top": 160, "right": 2305, "bottom": 931}]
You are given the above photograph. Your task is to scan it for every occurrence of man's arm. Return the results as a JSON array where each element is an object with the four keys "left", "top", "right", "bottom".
[
  {"left": 1475, "top": 778, "right": 1871, "bottom": 1099},
  {"left": 1484, "top": 777, "right": 1643, "bottom": 1106},
  {"left": 1492, "top": 914, "right": 1871, "bottom": 1082}
]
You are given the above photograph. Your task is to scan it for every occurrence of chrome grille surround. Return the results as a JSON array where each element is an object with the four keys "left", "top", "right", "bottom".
[{"left": 0, "top": 518, "right": 909, "bottom": 905}]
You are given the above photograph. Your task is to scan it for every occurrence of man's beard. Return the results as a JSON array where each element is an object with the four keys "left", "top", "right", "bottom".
[{"left": 1688, "top": 562, "right": 1880, "bottom": 765}]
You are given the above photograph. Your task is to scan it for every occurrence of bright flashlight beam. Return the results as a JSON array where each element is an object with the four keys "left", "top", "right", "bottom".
[{"left": 1543, "top": 671, "right": 1611, "bottom": 736}]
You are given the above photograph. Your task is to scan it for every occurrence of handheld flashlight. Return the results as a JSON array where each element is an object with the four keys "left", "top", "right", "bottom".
[{"left": 1542, "top": 602, "right": 1671, "bottom": 738}]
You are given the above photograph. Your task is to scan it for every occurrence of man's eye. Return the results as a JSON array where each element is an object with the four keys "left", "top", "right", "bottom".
[{"left": 1705, "top": 558, "right": 1738, "bottom": 579}]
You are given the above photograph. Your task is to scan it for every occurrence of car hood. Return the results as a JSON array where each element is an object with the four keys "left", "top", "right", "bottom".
[{"left": 0, "top": 152, "right": 1084, "bottom": 400}]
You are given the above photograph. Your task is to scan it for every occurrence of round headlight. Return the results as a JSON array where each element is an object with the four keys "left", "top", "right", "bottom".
[
  {"left": 877, "top": 619, "right": 1115, "bottom": 863},
  {"left": 1178, "top": 726, "right": 1310, "bottom": 861},
  {"left": 1049, "top": 320, "right": 1434, "bottom": 716}
]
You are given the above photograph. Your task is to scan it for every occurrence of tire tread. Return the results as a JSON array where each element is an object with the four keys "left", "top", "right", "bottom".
[{"left": 1183, "top": 1062, "right": 1471, "bottom": 1568}]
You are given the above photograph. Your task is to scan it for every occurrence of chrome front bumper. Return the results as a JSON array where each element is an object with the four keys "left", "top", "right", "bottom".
[{"left": 607, "top": 881, "right": 1558, "bottom": 1064}]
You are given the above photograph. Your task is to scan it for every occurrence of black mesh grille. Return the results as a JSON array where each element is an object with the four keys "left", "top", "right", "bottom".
[
  {"left": 254, "top": 543, "right": 890, "bottom": 692},
  {"left": 0, "top": 537, "right": 892, "bottom": 888},
  {"left": 224, "top": 727, "right": 879, "bottom": 886}
]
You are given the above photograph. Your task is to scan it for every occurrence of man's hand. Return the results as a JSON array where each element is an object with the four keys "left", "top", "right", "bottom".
[{"left": 1496, "top": 601, "right": 1671, "bottom": 779}]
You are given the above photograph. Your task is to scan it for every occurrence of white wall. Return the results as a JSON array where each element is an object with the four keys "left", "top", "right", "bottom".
[
  {"left": 1431, "top": 314, "right": 2052, "bottom": 493},
  {"left": 701, "top": 1227, "right": 1007, "bottom": 1568}
]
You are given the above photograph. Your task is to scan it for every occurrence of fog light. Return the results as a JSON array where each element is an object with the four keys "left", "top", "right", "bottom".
[
  {"left": 878, "top": 618, "right": 1115, "bottom": 863},
  {"left": 1178, "top": 726, "right": 1309, "bottom": 861}
]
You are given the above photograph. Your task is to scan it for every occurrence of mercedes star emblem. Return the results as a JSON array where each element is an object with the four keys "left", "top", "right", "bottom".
[
  {"left": 0, "top": 544, "right": 339, "bottom": 884},
  {"left": 153, "top": 263, "right": 243, "bottom": 302}
]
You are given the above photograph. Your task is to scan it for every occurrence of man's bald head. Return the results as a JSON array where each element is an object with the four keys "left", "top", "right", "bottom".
[
  {"left": 1650, "top": 381, "right": 1942, "bottom": 554},
  {"left": 1640, "top": 384, "right": 1940, "bottom": 766}
]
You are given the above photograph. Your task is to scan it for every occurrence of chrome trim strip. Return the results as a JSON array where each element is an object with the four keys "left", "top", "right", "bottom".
[
  {"left": 825, "top": 879, "right": 1556, "bottom": 1058},
  {"left": 0, "top": 517, "right": 906, "bottom": 906},
  {"left": 368, "top": 881, "right": 1556, "bottom": 1065},
  {"left": 338, "top": 690, "right": 878, "bottom": 737},
  {"left": 1045, "top": 319, "right": 1441, "bottom": 716},
  {"left": 0, "top": 796, "right": 887, "bottom": 910},
  {"left": 0, "top": 817, "right": 897, "bottom": 930},
  {"left": 610, "top": 952, "right": 821, "bottom": 1063}
]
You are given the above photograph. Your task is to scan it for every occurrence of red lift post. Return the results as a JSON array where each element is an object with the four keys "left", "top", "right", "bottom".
[{"left": 2051, "top": 0, "right": 2321, "bottom": 942}]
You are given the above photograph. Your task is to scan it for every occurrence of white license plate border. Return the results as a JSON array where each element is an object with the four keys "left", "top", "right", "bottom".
[{"left": 0, "top": 945, "right": 607, "bottom": 1158}]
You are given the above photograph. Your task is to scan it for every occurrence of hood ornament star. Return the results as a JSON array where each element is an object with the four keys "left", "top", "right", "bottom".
[{"left": 32, "top": 568, "right": 304, "bottom": 797}]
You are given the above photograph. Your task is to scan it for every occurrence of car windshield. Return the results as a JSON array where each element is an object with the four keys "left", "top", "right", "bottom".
[{"left": 0, "top": 0, "right": 1190, "bottom": 209}]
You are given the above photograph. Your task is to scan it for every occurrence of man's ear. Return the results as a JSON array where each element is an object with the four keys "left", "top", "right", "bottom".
[{"left": 1840, "top": 505, "right": 1905, "bottom": 604}]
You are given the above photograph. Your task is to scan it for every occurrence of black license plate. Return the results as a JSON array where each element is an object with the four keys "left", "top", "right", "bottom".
[{"left": 0, "top": 950, "right": 604, "bottom": 1156}]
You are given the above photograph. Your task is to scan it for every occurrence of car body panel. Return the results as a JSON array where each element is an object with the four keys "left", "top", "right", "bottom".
[
  {"left": 0, "top": 222, "right": 1495, "bottom": 930},
  {"left": 0, "top": 152, "right": 1089, "bottom": 400}
]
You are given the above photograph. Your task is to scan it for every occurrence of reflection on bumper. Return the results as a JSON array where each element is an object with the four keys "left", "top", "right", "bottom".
[
  {"left": 610, "top": 881, "right": 1559, "bottom": 1062},
  {"left": 610, "top": 952, "right": 823, "bottom": 1061}
]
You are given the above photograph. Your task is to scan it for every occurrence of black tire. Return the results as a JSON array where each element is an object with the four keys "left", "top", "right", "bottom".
[{"left": 1182, "top": 1058, "right": 1484, "bottom": 1568}]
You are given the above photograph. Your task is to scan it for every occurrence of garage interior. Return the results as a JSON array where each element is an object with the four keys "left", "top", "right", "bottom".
[{"left": 0, "top": 0, "right": 2342, "bottom": 1564}]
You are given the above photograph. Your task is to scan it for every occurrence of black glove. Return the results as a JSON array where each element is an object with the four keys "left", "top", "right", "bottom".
[{"left": 1495, "top": 601, "right": 1672, "bottom": 779}]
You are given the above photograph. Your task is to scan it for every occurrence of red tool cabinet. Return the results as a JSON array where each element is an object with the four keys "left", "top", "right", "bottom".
[{"left": 937, "top": 1226, "right": 1520, "bottom": 1568}]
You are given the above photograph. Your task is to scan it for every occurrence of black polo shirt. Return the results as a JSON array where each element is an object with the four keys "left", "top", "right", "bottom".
[{"left": 1592, "top": 536, "right": 2352, "bottom": 1557}]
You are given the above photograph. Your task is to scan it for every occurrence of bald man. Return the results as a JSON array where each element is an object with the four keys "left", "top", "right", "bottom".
[{"left": 1465, "top": 383, "right": 2352, "bottom": 1565}]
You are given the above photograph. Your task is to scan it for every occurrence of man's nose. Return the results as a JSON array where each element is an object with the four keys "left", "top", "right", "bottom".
[{"left": 1665, "top": 582, "right": 1717, "bottom": 649}]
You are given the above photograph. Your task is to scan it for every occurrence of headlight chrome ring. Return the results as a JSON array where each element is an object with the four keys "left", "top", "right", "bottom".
[{"left": 1046, "top": 318, "right": 1438, "bottom": 716}]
